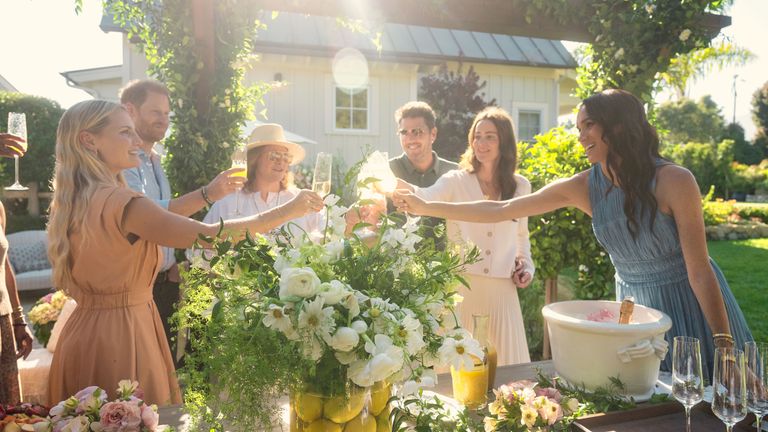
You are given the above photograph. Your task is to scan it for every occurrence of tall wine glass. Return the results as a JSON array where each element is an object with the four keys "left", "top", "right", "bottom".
[
  {"left": 712, "top": 347, "right": 748, "bottom": 432},
  {"left": 311, "top": 152, "right": 332, "bottom": 196},
  {"left": 672, "top": 336, "right": 704, "bottom": 432},
  {"left": 746, "top": 341, "right": 768, "bottom": 431},
  {"left": 230, "top": 157, "right": 247, "bottom": 215},
  {"left": 5, "top": 112, "right": 28, "bottom": 191}
]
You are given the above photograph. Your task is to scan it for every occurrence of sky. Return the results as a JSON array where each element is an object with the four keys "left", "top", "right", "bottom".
[{"left": 1, "top": 0, "right": 766, "bottom": 138}]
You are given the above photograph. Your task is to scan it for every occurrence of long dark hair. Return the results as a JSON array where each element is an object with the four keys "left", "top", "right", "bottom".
[
  {"left": 459, "top": 107, "right": 518, "bottom": 200},
  {"left": 582, "top": 89, "right": 663, "bottom": 238}
]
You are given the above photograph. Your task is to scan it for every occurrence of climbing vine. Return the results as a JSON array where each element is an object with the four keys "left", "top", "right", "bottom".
[{"left": 105, "top": 0, "right": 270, "bottom": 196}]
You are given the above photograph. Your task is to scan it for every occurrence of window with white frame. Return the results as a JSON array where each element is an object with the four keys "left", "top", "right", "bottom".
[
  {"left": 517, "top": 110, "right": 542, "bottom": 142},
  {"left": 334, "top": 86, "right": 369, "bottom": 131}
]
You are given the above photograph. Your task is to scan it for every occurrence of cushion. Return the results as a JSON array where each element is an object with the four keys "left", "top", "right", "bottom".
[
  {"left": 47, "top": 299, "right": 77, "bottom": 353},
  {"left": 7, "top": 240, "right": 50, "bottom": 274}
]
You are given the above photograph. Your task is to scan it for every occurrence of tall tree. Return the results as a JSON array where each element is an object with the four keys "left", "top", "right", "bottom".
[
  {"left": 656, "top": 96, "right": 726, "bottom": 145},
  {"left": 753, "top": 81, "right": 768, "bottom": 160},
  {"left": 657, "top": 41, "right": 753, "bottom": 100},
  {"left": 418, "top": 64, "right": 495, "bottom": 161}
]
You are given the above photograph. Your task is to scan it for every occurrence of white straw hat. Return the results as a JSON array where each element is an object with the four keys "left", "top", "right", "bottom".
[{"left": 240, "top": 123, "right": 306, "bottom": 165}]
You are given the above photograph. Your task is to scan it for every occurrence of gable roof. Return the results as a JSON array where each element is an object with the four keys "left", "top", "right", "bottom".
[
  {"left": 0, "top": 73, "right": 18, "bottom": 92},
  {"left": 101, "top": 12, "right": 576, "bottom": 69}
]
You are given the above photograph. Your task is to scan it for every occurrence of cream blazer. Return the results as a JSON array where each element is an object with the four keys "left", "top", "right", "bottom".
[{"left": 415, "top": 169, "right": 535, "bottom": 279}]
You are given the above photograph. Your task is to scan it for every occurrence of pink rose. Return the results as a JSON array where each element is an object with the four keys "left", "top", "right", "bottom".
[
  {"left": 97, "top": 401, "right": 142, "bottom": 432},
  {"left": 535, "top": 386, "right": 562, "bottom": 402},
  {"left": 43, "top": 293, "right": 54, "bottom": 303},
  {"left": 140, "top": 404, "right": 159, "bottom": 430}
]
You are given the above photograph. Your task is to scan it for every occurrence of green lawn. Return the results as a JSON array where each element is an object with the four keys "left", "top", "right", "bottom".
[{"left": 708, "top": 238, "right": 768, "bottom": 343}]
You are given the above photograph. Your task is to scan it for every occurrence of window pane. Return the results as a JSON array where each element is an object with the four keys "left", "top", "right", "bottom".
[
  {"left": 335, "top": 109, "right": 351, "bottom": 129},
  {"left": 352, "top": 109, "right": 367, "bottom": 129},
  {"left": 518, "top": 111, "right": 541, "bottom": 141},
  {"left": 352, "top": 88, "right": 368, "bottom": 108},
  {"left": 336, "top": 88, "right": 351, "bottom": 108}
]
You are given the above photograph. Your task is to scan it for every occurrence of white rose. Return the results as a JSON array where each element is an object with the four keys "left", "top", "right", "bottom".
[
  {"left": 319, "top": 280, "right": 348, "bottom": 305},
  {"left": 278, "top": 267, "right": 321, "bottom": 300},
  {"left": 330, "top": 327, "right": 360, "bottom": 352},
  {"left": 351, "top": 320, "right": 368, "bottom": 334},
  {"left": 322, "top": 239, "right": 345, "bottom": 263}
]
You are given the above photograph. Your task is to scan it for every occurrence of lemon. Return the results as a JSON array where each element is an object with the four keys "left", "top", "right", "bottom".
[
  {"left": 375, "top": 413, "right": 391, "bottom": 432},
  {"left": 289, "top": 409, "right": 303, "bottom": 432},
  {"left": 323, "top": 392, "right": 366, "bottom": 424},
  {"left": 294, "top": 392, "right": 324, "bottom": 423},
  {"left": 370, "top": 383, "right": 391, "bottom": 416},
  {"left": 305, "top": 419, "right": 342, "bottom": 432},
  {"left": 343, "top": 412, "right": 376, "bottom": 432}
]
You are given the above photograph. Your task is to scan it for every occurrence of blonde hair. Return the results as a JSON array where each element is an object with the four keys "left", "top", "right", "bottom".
[{"left": 47, "top": 100, "right": 126, "bottom": 293}]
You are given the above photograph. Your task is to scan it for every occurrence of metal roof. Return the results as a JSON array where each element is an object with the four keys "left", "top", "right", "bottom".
[{"left": 101, "top": 11, "right": 576, "bottom": 68}]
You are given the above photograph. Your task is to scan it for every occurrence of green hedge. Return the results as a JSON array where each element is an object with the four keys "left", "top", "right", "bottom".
[{"left": 702, "top": 187, "right": 768, "bottom": 226}]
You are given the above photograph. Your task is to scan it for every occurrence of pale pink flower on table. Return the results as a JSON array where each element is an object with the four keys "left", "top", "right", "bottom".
[
  {"left": 535, "top": 386, "right": 562, "bottom": 402},
  {"left": 140, "top": 404, "right": 160, "bottom": 430},
  {"left": 483, "top": 417, "right": 499, "bottom": 432},
  {"left": 59, "top": 415, "right": 91, "bottom": 432},
  {"left": 95, "top": 401, "right": 142, "bottom": 432}
]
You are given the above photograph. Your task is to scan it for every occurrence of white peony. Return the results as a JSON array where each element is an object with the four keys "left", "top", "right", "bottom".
[
  {"left": 279, "top": 267, "right": 321, "bottom": 300},
  {"left": 329, "top": 327, "right": 360, "bottom": 352}
]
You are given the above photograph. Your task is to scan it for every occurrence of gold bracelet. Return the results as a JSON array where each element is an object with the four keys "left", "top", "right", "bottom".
[{"left": 712, "top": 333, "right": 734, "bottom": 340}]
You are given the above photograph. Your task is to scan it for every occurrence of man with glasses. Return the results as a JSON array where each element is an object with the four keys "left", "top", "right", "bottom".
[
  {"left": 389, "top": 101, "right": 458, "bottom": 244},
  {"left": 119, "top": 79, "right": 243, "bottom": 362}
]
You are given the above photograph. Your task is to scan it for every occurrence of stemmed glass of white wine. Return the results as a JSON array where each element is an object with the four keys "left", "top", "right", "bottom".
[
  {"left": 311, "top": 152, "right": 332, "bottom": 196},
  {"left": 672, "top": 336, "right": 704, "bottom": 432},
  {"left": 712, "top": 347, "right": 748, "bottom": 432},
  {"left": 745, "top": 341, "right": 768, "bottom": 432},
  {"left": 5, "top": 112, "right": 28, "bottom": 191}
]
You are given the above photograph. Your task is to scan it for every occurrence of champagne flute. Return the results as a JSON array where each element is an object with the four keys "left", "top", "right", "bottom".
[
  {"left": 5, "top": 112, "right": 28, "bottom": 191},
  {"left": 712, "top": 347, "right": 748, "bottom": 432},
  {"left": 672, "top": 336, "right": 704, "bottom": 432},
  {"left": 311, "top": 152, "right": 332, "bottom": 196},
  {"left": 230, "top": 158, "right": 248, "bottom": 215},
  {"left": 746, "top": 341, "right": 768, "bottom": 431}
]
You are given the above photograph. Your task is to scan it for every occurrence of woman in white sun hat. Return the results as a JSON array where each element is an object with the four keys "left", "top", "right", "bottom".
[{"left": 189, "top": 124, "right": 322, "bottom": 263}]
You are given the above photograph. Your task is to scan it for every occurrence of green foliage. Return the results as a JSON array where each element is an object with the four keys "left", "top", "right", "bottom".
[
  {"left": 105, "top": 0, "right": 270, "bottom": 200},
  {"left": 723, "top": 123, "right": 763, "bottom": 165},
  {"left": 517, "top": 127, "right": 614, "bottom": 300},
  {"left": 752, "top": 80, "right": 768, "bottom": 136},
  {"left": 661, "top": 139, "right": 734, "bottom": 196},
  {"left": 701, "top": 186, "right": 733, "bottom": 225},
  {"left": 733, "top": 202, "right": 768, "bottom": 222},
  {"left": 418, "top": 64, "right": 496, "bottom": 161},
  {"left": 526, "top": 1, "right": 732, "bottom": 103},
  {"left": 656, "top": 96, "right": 726, "bottom": 145},
  {"left": 518, "top": 279, "right": 544, "bottom": 359},
  {"left": 6, "top": 214, "right": 47, "bottom": 234},
  {"left": 391, "top": 393, "right": 482, "bottom": 432},
  {"left": 535, "top": 371, "right": 636, "bottom": 414},
  {"left": 0, "top": 91, "right": 64, "bottom": 191},
  {"left": 730, "top": 161, "right": 768, "bottom": 195}
]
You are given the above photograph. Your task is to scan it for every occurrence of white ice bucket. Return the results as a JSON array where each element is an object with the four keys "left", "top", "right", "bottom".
[{"left": 542, "top": 300, "right": 672, "bottom": 401}]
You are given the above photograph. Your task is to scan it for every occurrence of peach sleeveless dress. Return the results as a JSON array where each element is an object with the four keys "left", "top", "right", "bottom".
[{"left": 48, "top": 186, "right": 182, "bottom": 406}]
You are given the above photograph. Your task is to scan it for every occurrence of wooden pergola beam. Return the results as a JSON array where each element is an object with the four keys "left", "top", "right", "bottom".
[{"left": 254, "top": 0, "right": 731, "bottom": 43}]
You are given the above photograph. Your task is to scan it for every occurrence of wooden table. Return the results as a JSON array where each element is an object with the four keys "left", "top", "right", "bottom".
[{"left": 156, "top": 360, "right": 556, "bottom": 430}]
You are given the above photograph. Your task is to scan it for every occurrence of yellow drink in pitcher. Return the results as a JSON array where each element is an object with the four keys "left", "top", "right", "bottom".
[{"left": 450, "top": 358, "right": 489, "bottom": 410}]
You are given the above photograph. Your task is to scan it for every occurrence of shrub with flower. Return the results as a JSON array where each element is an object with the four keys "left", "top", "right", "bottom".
[
  {"left": 482, "top": 380, "right": 586, "bottom": 432},
  {"left": 47, "top": 380, "right": 162, "bottom": 432},
  {"left": 179, "top": 190, "right": 480, "bottom": 430},
  {"left": 27, "top": 291, "right": 69, "bottom": 347}
]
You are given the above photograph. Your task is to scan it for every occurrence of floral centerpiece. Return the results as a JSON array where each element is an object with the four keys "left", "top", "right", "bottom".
[
  {"left": 27, "top": 291, "right": 69, "bottom": 347},
  {"left": 179, "top": 191, "right": 480, "bottom": 430},
  {"left": 482, "top": 381, "right": 584, "bottom": 432},
  {"left": 47, "top": 380, "right": 162, "bottom": 432}
]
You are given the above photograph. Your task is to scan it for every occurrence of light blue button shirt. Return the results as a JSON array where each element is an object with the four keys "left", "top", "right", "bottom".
[{"left": 123, "top": 149, "right": 176, "bottom": 272}]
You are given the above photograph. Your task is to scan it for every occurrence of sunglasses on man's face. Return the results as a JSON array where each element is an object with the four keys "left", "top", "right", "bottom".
[
  {"left": 266, "top": 151, "right": 293, "bottom": 164},
  {"left": 397, "top": 127, "right": 426, "bottom": 137}
]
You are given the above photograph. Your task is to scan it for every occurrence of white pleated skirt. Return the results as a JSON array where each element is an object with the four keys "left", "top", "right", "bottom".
[{"left": 456, "top": 274, "right": 530, "bottom": 366}]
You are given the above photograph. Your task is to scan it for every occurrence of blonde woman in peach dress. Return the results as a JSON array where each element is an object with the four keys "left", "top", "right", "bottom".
[{"left": 46, "top": 100, "right": 324, "bottom": 405}]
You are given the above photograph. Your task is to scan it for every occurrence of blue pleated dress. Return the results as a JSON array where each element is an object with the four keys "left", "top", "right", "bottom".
[{"left": 588, "top": 163, "right": 753, "bottom": 381}]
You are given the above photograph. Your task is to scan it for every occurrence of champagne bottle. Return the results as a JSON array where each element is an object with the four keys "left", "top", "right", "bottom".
[{"left": 618, "top": 296, "right": 635, "bottom": 324}]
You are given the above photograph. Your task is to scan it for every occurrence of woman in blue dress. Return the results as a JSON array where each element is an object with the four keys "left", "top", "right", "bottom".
[{"left": 393, "top": 89, "right": 752, "bottom": 380}]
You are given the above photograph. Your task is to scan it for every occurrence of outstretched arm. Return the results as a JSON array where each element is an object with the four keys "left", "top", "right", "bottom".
[
  {"left": 393, "top": 171, "right": 591, "bottom": 223},
  {"left": 123, "top": 189, "right": 324, "bottom": 249}
]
